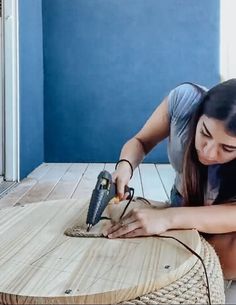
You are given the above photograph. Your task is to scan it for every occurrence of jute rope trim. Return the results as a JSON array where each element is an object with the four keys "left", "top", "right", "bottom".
[{"left": 64, "top": 226, "right": 104, "bottom": 237}]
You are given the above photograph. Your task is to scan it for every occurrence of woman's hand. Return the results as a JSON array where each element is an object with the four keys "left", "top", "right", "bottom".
[
  {"left": 112, "top": 164, "right": 132, "bottom": 200},
  {"left": 105, "top": 207, "right": 172, "bottom": 238}
]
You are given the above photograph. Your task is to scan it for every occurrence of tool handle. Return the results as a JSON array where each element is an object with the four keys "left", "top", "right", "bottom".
[
  {"left": 112, "top": 183, "right": 132, "bottom": 200},
  {"left": 124, "top": 185, "right": 132, "bottom": 200}
]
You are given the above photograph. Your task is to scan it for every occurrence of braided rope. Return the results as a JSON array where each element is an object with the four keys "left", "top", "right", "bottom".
[
  {"left": 64, "top": 226, "right": 103, "bottom": 237},
  {"left": 117, "top": 237, "right": 225, "bottom": 304}
]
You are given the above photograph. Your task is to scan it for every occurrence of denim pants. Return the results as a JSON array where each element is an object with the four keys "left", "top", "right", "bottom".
[{"left": 170, "top": 185, "right": 184, "bottom": 207}]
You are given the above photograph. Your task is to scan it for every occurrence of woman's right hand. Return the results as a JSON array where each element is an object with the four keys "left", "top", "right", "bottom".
[{"left": 112, "top": 164, "right": 132, "bottom": 201}]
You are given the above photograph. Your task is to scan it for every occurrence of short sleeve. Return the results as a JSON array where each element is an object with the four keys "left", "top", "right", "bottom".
[{"left": 168, "top": 83, "right": 204, "bottom": 122}]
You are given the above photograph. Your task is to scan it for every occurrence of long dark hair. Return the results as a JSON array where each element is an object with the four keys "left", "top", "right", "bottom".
[{"left": 182, "top": 79, "right": 236, "bottom": 206}]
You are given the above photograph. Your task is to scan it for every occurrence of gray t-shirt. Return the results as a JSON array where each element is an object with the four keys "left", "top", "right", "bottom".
[{"left": 167, "top": 83, "right": 220, "bottom": 204}]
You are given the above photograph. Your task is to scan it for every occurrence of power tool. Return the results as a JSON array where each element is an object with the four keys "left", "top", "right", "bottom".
[{"left": 86, "top": 170, "right": 132, "bottom": 231}]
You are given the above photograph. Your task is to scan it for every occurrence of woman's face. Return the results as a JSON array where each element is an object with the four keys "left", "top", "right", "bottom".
[{"left": 195, "top": 115, "right": 236, "bottom": 165}]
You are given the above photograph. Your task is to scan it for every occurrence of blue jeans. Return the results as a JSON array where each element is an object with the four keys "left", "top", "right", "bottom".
[{"left": 170, "top": 185, "right": 184, "bottom": 207}]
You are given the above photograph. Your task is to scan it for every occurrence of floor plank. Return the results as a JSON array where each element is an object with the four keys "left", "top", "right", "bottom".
[
  {"left": 0, "top": 178, "right": 37, "bottom": 209},
  {"left": 28, "top": 163, "right": 52, "bottom": 180},
  {"left": 226, "top": 282, "right": 236, "bottom": 303},
  {"left": 139, "top": 164, "right": 168, "bottom": 202},
  {"left": 71, "top": 163, "right": 105, "bottom": 209},
  {"left": 46, "top": 163, "right": 88, "bottom": 200},
  {"left": 129, "top": 166, "right": 143, "bottom": 197},
  {"left": 18, "top": 164, "right": 71, "bottom": 204},
  {"left": 156, "top": 164, "right": 176, "bottom": 200}
]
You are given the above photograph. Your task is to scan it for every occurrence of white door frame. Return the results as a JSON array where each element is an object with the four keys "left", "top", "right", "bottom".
[
  {"left": 0, "top": 8, "right": 4, "bottom": 176},
  {"left": 3, "top": 0, "right": 20, "bottom": 181},
  {"left": 220, "top": 0, "right": 236, "bottom": 81}
]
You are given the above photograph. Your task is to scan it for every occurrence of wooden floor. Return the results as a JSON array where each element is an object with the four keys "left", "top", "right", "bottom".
[
  {"left": 0, "top": 162, "right": 235, "bottom": 302},
  {"left": 0, "top": 163, "right": 176, "bottom": 208}
]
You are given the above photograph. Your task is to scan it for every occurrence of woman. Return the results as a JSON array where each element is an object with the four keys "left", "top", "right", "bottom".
[{"left": 107, "top": 79, "right": 236, "bottom": 280}]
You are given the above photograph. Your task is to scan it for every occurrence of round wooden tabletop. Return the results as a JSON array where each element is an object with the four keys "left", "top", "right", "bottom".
[{"left": 0, "top": 199, "right": 201, "bottom": 304}]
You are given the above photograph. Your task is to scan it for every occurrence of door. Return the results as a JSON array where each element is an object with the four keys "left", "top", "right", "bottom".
[
  {"left": 0, "top": 0, "right": 18, "bottom": 195},
  {"left": 2, "top": 0, "right": 19, "bottom": 182}
]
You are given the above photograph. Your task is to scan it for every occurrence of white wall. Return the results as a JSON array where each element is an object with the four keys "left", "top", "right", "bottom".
[{"left": 220, "top": 0, "right": 236, "bottom": 80}]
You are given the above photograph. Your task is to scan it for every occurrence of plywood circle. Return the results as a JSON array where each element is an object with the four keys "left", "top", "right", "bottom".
[{"left": 0, "top": 199, "right": 201, "bottom": 304}]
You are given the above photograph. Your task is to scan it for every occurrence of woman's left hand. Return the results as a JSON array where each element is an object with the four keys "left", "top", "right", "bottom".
[{"left": 105, "top": 207, "right": 172, "bottom": 238}]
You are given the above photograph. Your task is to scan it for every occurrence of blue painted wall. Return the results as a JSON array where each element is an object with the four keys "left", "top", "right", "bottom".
[
  {"left": 19, "top": 0, "right": 44, "bottom": 178},
  {"left": 42, "top": 0, "right": 220, "bottom": 163}
]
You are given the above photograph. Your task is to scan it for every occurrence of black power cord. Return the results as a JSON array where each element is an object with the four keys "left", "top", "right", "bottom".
[
  {"left": 117, "top": 193, "right": 212, "bottom": 305},
  {"left": 119, "top": 187, "right": 135, "bottom": 220}
]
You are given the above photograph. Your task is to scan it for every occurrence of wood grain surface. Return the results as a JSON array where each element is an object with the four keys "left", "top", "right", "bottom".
[{"left": 0, "top": 199, "right": 201, "bottom": 304}]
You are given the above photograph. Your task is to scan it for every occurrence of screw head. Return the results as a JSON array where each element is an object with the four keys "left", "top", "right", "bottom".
[{"left": 65, "top": 289, "right": 72, "bottom": 294}]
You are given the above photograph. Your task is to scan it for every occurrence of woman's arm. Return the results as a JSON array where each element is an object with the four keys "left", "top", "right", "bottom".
[
  {"left": 170, "top": 203, "right": 236, "bottom": 234},
  {"left": 114, "top": 98, "right": 170, "bottom": 198},
  {"left": 118, "top": 97, "right": 170, "bottom": 170},
  {"left": 106, "top": 203, "right": 236, "bottom": 238}
]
